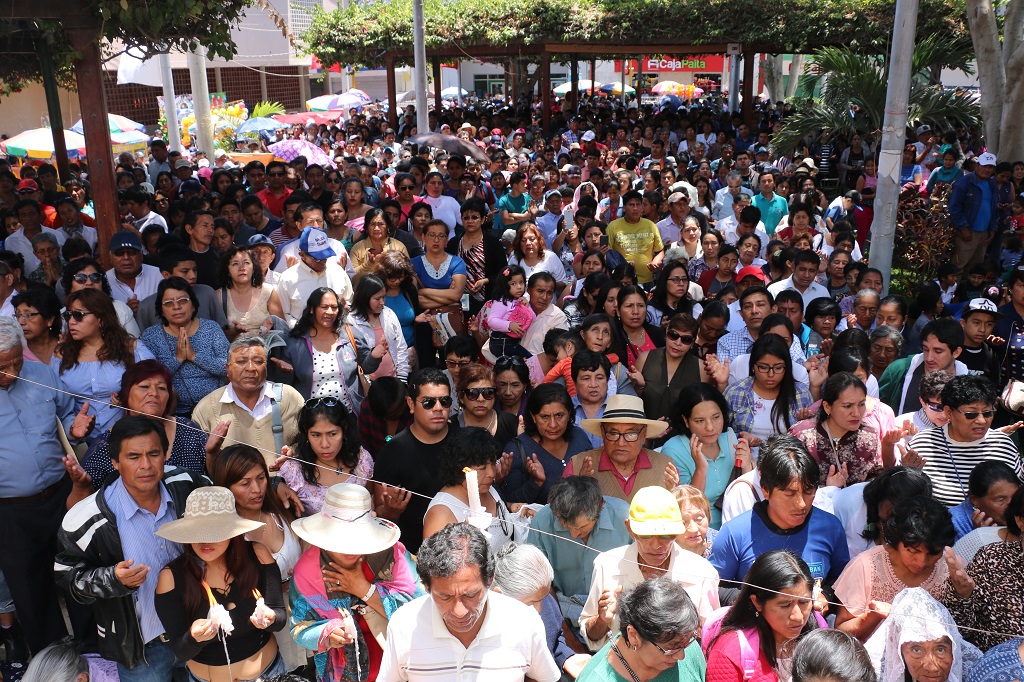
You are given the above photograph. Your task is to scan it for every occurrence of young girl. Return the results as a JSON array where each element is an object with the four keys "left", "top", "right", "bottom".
[
  {"left": 481, "top": 265, "right": 536, "bottom": 359},
  {"left": 1010, "top": 197, "right": 1024, "bottom": 235}
]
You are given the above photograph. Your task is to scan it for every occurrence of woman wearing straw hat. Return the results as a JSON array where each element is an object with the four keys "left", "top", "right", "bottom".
[
  {"left": 153, "top": 487, "right": 287, "bottom": 682},
  {"left": 290, "top": 483, "right": 422, "bottom": 682}
]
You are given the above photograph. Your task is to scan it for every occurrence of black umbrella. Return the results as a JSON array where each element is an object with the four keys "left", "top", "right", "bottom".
[{"left": 405, "top": 133, "right": 491, "bottom": 163}]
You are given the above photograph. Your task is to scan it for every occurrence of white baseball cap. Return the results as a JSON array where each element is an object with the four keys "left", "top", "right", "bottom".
[
  {"left": 581, "top": 130, "right": 596, "bottom": 142},
  {"left": 977, "top": 152, "right": 997, "bottom": 166}
]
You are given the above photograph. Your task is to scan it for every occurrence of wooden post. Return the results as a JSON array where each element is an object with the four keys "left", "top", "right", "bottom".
[
  {"left": 67, "top": 26, "right": 116, "bottom": 267},
  {"left": 590, "top": 58, "right": 597, "bottom": 86},
  {"left": 541, "top": 52, "right": 551, "bottom": 133},
  {"left": 432, "top": 57, "right": 442, "bottom": 115},
  {"left": 570, "top": 55, "right": 578, "bottom": 110},
  {"left": 37, "top": 37, "right": 71, "bottom": 182},
  {"left": 742, "top": 49, "right": 755, "bottom": 125},
  {"left": 386, "top": 56, "right": 398, "bottom": 129}
]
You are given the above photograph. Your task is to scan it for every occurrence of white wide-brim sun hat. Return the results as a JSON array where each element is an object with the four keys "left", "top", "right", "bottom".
[
  {"left": 581, "top": 394, "right": 669, "bottom": 439},
  {"left": 291, "top": 483, "right": 401, "bottom": 555},
  {"left": 155, "top": 486, "right": 266, "bottom": 544}
]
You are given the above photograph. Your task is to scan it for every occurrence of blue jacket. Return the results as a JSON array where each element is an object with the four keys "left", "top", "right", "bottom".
[{"left": 948, "top": 172, "right": 999, "bottom": 232}]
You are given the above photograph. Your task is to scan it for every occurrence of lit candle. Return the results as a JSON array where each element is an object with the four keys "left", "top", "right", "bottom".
[{"left": 202, "top": 581, "right": 234, "bottom": 635}]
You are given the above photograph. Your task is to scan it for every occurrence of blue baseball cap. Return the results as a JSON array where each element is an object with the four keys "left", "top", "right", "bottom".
[
  {"left": 247, "top": 234, "right": 274, "bottom": 249},
  {"left": 299, "top": 226, "right": 336, "bottom": 260},
  {"left": 109, "top": 230, "right": 143, "bottom": 253}
]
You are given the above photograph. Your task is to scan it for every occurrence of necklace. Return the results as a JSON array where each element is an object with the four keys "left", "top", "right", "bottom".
[{"left": 610, "top": 641, "right": 644, "bottom": 682}]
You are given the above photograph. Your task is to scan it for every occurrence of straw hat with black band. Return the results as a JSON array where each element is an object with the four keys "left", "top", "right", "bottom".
[
  {"left": 580, "top": 394, "right": 669, "bottom": 439},
  {"left": 156, "top": 487, "right": 265, "bottom": 544}
]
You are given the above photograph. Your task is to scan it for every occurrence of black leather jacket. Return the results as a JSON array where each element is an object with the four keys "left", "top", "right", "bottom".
[{"left": 55, "top": 467, "right": 208, "bottom": 668}]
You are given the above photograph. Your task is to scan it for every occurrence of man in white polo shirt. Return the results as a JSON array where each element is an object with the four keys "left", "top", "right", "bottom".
[
  {"left": 379, "top": 523, "right": 560, "bottom": 682},
  {"left": 767, "top": 249, "right": 830, "bottom": 310}
]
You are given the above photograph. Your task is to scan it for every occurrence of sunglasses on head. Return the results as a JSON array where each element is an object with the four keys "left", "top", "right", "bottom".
[
  {"left": 306, "top": 396, "right": 342, "bottom": 409},
  {"left": 72, "top": 272, "right": 104, "bottom": 285},
  {"left": 418, "top": 396, "right": 453, "bottom": 409},
  {"left": 666, "top": 330, "right": 695, "bottom": 344},
  {"left": 495, "top": 356, "right": 527, "bottom": 368},
  {"left": 462, "top": 387, "right": 496, "bottom": 401}
]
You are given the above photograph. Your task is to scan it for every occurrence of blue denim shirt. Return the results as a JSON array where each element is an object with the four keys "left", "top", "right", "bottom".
[{"left": 949, "top": 171, "right": 1000, "bottom": 232}]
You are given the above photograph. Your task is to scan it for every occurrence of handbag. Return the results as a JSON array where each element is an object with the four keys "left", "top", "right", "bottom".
[
  {"left": 1001, "top": 323, "right": 1024, "bottom": 415},
  {"left": 344, "top": 325, "right": 372, "bottom": 396}
]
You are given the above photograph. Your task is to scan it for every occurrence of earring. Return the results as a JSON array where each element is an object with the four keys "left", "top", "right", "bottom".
[{"left": 755, "top": 610, "right": 761, "bottom": 618}]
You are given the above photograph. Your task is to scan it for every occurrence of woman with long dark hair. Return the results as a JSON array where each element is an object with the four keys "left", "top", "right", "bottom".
[
  {"left": 52, "top": 288, "right": 153, "bottom": 442},
  {"left": 724, "top": 334, "right": 812, "bottom": 454},
  {"left": 279, "top": 397, "right": 374, "bottom": 516},
  {"left": 348, "top": 274, "right": 408, "bottom": 382},
  {"left": 154, "top": 487, "right": 286, "bottom": 682},
  {"left": 627, "top": 313, "right": 701, "bottom": 429},
  {"left": 646, "top": 260, "right": 698, "bottom": 329},
  {"left": 616, "top": 284, "right": 666, "bottom": 368},
  {"left": 704, "top": 550, "right": 822, "bottom": 681}
]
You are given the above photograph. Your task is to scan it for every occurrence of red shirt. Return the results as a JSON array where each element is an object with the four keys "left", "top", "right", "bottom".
[{"left": 256, "top": 187, "right": 293, "bottom": 219}]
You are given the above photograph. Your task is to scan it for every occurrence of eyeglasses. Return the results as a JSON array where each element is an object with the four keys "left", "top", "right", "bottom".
[
  {"left": 268, "top": 171, "right": 286, "bottom": 177},
  {"left": 306, "top": 396, "right": 341, "bottom": 408},
  {"left": 445, "top": 358, "right": 472, "bottom": 369},
  {"left": 72, "top": 272, "right": 104, "bottom": 285},
  {"left": 14, "top": 312, "right": 40, "bottom": 321},
  {"left": 425, "top": 233, "right": 448, "bottom": 241},
  {"left": 666, "top": 330, "right": 695, "bottom": 344},
  {"left": 955, "top": 408, "right": 996, "bottom": 420},
  {"left": 649, "top": 631, "right": 699, "bottom": 656},
  {"left": 463, "top": 387, "right": 496, "bottom": 401},
  {"left": 161, "top": 296, "right": 192, "bottom": 308},
  {"left": 666, "top": 277, "right": 688, "bottom": 285},
  {"left": 325, "top": 177, "right": 342, "bottom": 184},
  {"left": 398, "top": 184, "right": 415, "bottom": 190},
  {"left": 603, "top": 429, "right": 644, "bottom": 442},
  {"left": 418, "top": 396, "right": 454, "bottom": 409},
  {"left": 62, "top": 309, "right": 95, "bottom": 322},
  {"left": 755, "top": 363, "right": 786, "bottom": 375}
]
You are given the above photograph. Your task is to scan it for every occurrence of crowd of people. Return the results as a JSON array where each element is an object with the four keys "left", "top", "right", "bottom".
[{"left": 1, "top": 95, "right": 1024, "bottom": 682}]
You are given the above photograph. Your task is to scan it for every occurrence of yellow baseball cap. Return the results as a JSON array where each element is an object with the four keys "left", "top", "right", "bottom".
[{"left": 628, "top": 486, "right": 685, "bottom": 536}]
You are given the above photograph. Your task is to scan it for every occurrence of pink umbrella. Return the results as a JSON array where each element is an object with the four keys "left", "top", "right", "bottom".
[{"left": 268, "top": 139, "right": 336, "bottom": 168}]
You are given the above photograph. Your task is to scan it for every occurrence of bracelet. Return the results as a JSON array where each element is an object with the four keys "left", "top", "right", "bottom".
[{"left": 361, "top": 584, "right": 376, "bottom": 602}]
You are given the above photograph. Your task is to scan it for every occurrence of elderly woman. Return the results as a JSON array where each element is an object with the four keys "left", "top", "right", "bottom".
[
  {"left": 51, "top": 289, "right": 154, "bottom": 443},
  {"left": 673, "top": 485, "right": 717, "bottom": 557},
  {"left": 578, "top": 577, "right": 707, "bottom": 682},
  {"left": 140, "top": 277, "right": 230, "bottom": 416},
  {"left": 869, "top": 326, "right": 904, "bottom": 380},
  {"left": 710, "top": 435, "right": 849, "bottom": 605},
  {"left": 348, "top": 209, "right": 409, "bottom": 285},
  {"left": 867, "top": 588, "right": 980, "bottom": 682},
  {"left": 22, "top": 642, "right": 90, "bottom": 682},
  {"left": 282, "top": 287, "right": 380, "bottom": 410},
  {"left": 789, "top": 372, "right": 883, "bottom": 487},
  {"left": 494, "top": 543, "right": 592, "bottom": 679},
  {"left": 834, "top": 496, "right": 955, "bottom": 642},
  {"left": 290, "top": 483, "right": 423, "bottom": 682},
  {"left": 509, "top": 222, "right": 568, "bottom": 292},
  {"left": 422, "top": 427, "right": 524, "bottom": 554},
  {"left": 704, "top": 550, "right": 825, "bottom": 682},
  {"left": 77, "top": 359, "right": 210, "bottom": 489},
  {"left": 580, "top": 486, "right": 720, "bottom": 653},
  {"left": 499, "top": 383, "right": 592, "bottom": 504}
]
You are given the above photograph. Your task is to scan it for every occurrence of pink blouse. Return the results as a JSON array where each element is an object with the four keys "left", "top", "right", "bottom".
[{"left": 279, "top": 447, "right": 374, "bottom": 516}]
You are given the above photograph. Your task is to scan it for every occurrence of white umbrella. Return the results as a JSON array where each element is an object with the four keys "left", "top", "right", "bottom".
[
  {"left": 553, "top": 80, "right": 602, "bottom": 95},
  {"left": 441, "top": 86, "right": 469, "bottom": 98}
]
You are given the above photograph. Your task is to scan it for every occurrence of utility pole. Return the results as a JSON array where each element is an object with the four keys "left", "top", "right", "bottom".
[
  {"left": 187, "top": 45, "right": 215, "bottom": 156},
  {"left": 412, "top": 0, "right": 429, "bottom": 134},
  {"left": 158, "top": 51, "right": 182, "bottom": 153},
  {"left": 868, "top": 0, "right": 919, "bottom": 294},
  {"left": 728, "top": 54, "right": 741, "bottom": 113}
]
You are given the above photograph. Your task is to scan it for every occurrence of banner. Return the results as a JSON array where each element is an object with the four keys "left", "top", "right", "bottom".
[{"left": 615, "top": 56, "right": 726, "bottom": 73}]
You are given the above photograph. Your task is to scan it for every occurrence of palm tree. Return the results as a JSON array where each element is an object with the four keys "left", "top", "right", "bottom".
[{"left": 773, "top": 35, "right": 980, "bottom": 153}]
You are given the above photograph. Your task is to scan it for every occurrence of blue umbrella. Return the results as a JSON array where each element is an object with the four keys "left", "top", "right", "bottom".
[
  {"left": 235, "top": 117, "right": 288, "bottom": 135},
  {"left": 659, "top": 95, "right": 683, "bottom": 111}
]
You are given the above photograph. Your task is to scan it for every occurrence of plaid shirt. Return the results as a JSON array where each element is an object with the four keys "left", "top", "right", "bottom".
[
  {"left": 724, "top": 376, "right": 813, "bottom": 436},
  {"left": 716, "top": 327, "right": 807, "bottom": 367}
]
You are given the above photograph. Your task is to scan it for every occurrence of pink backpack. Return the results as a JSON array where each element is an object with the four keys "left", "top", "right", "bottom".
[{"left": 702, "top": 606, "right": 829, "bottom": 681}]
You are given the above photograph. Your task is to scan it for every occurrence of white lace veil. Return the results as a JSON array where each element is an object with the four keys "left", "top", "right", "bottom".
[{"left": 864, "top": 587, "right": 982, "bottom": 682}]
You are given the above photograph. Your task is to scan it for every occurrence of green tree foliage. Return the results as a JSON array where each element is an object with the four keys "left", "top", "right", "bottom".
[
  {"left": 302, "top": 0, "right": 966, "bottom": 69},
  {"left": 772, "top": 35, "right": 980, "bottom": 154},
  {"left": 0, "top": 0, "right": 252, "bottom": 95}
]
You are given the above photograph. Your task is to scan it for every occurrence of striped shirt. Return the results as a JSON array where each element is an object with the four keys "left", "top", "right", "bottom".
[{"left": 908, "top": 425, "right": 1023, "bottom": 508}]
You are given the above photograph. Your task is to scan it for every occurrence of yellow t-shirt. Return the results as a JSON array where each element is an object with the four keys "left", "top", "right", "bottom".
[{"left": 606, "top": 217, "right": 664, "bottom": 283}]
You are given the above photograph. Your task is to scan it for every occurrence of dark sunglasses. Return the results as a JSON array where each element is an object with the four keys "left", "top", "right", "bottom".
[
  {"left": 325, "top": 177, "right": 342, "bottom": 183},
  {"left": 62, "top": 309, "right": 95, "bottom": 322},
  {"left": 666, "top": 330, "right": 695, "bottom": 344},
  {"left": 495, "top": 356, "right": 527, "bottom": 368},
  {"left": 306, "top": 396, "right": 342, "bottom": 409},
  {"left": 16, "top": 189, "right": 35, "bottom": 195},
  {"left": 72, "top": 272, "right": 104, "bottom": 285},
  {"left": 955, "top": 408, "right": 996, "bottom": 420},
  {"left": 419, "top": 396, "right": 453, "bottom": 409},
  {"left": 463, "top": 387, "right": 496, "bottom": 401},
  {"left": 398, "top": 184, "right": 415, "bottom": 190}
]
